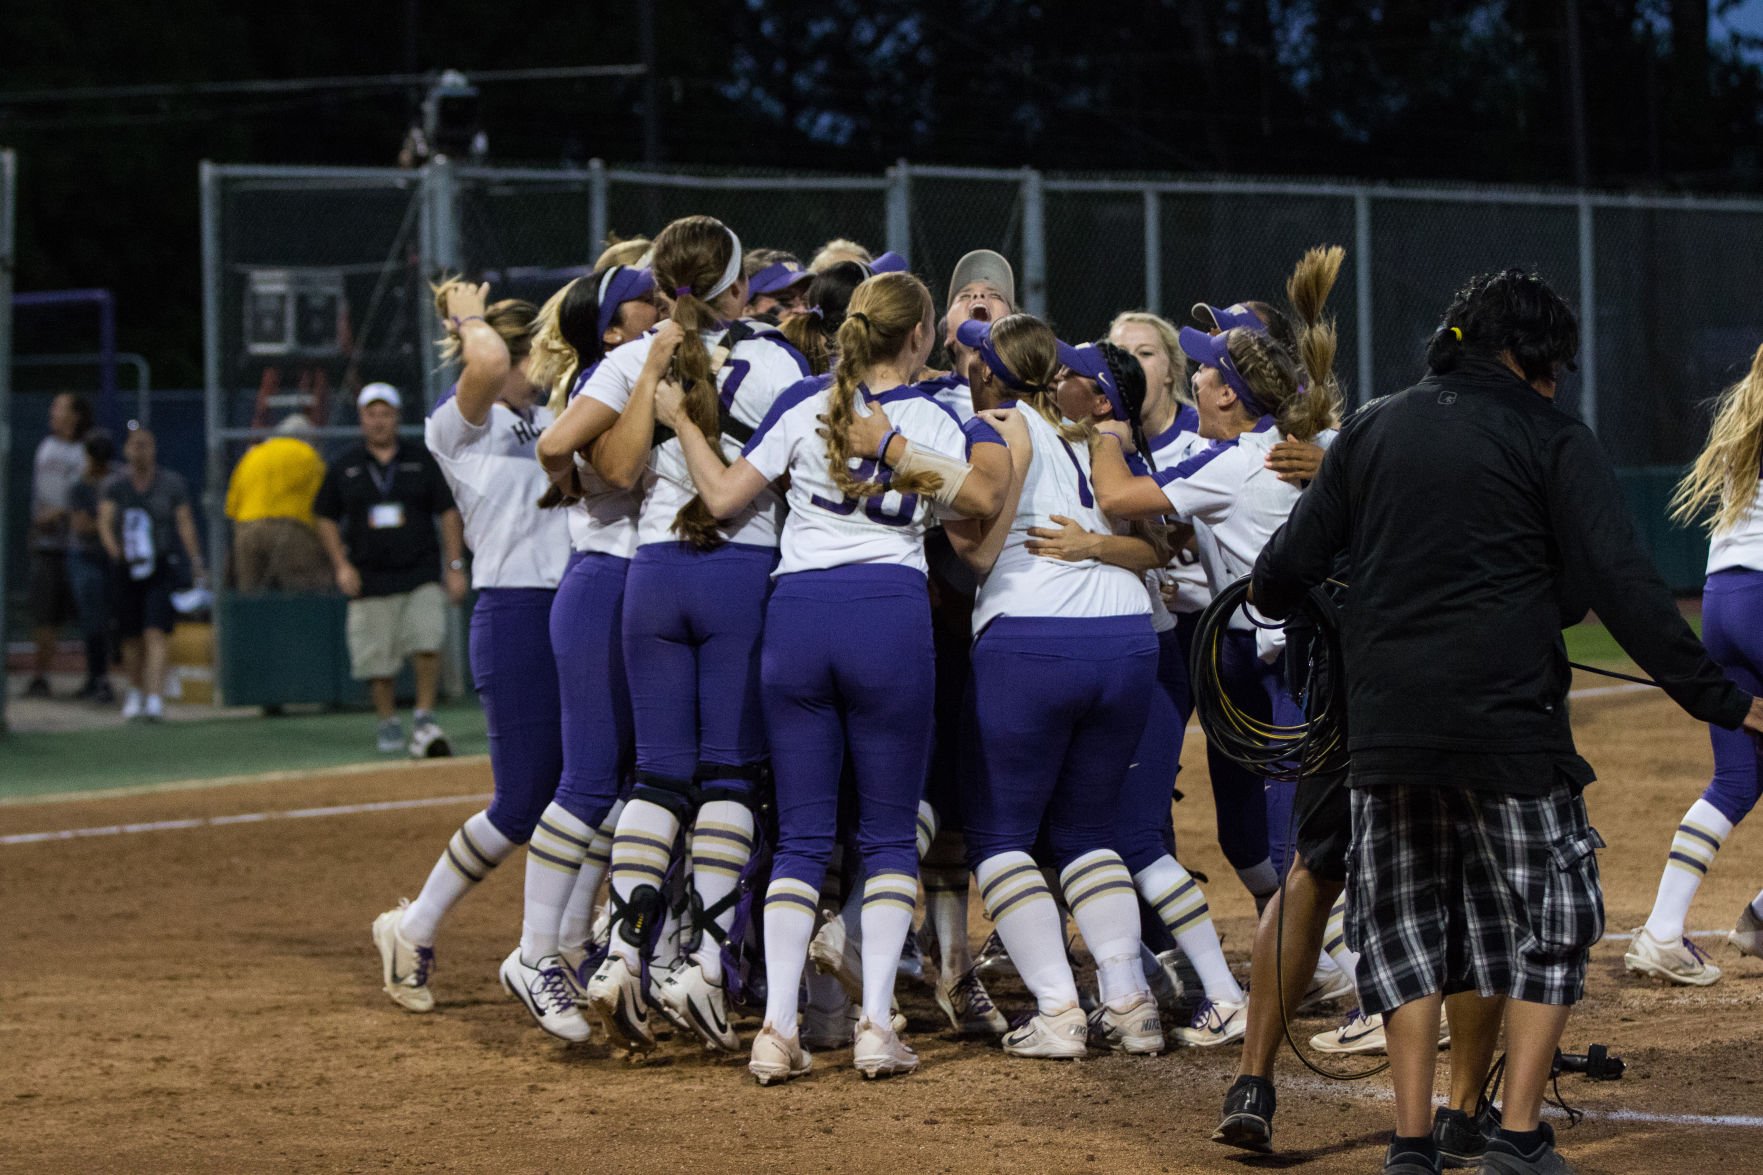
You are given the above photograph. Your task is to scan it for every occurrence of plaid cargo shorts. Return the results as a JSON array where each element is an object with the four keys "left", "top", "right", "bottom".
[{"left": 1345, "top": 784, "right": 1606, "bottom": 1016}]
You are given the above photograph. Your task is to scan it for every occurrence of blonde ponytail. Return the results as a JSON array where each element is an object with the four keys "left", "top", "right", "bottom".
[{"left": 1670, "top": 342, "right": 1763, "bottom": 534}]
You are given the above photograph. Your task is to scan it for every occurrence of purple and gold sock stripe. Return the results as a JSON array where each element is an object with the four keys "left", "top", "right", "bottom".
[
  {"left": 528, "top": 813, "right": 592, "bottom": 874},
  {"left": 1666, "top": 820, "right": 1725, "bottom": 877},
  {"left": 863, "top": 871, "right": 919, "bottom": 915},
  {"left": 916, "top": 803, "right": 940, "bottom": 859},
  {"left": 765, "top": 876, "right": 820, "bottom": 917},
  {"left": 978, "top": 855, "right": 1053, "bottom": 921},
  {"left": 689, "top": 819, "right": 755, "bottom": 879},
  {"left": 1059, "top": 851, "right": 1135, "bottom": 915},
  {"left": 608, "top": 830, "right": 674, "bottom": 886},
  {"left": 444, "top": 823, "right": 499, "bottom": 883},
  {"left": 1147, "top": 869, "right": 1211, "bottom": 936}
]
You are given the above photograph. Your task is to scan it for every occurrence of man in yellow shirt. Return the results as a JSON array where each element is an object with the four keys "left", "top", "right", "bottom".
[{"left": 226, "top": 415, "right": 331, "bottom": 592}]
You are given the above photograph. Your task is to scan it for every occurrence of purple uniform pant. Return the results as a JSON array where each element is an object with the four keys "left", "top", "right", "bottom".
[
  {"left": 622, "top": 541, "right": 776, "bottom": 794},
  {"left": 763, "top": 565, "right": 934, "bottom": 888},
  {"left": 963, "top": 615, "right": 1158, "bottom": 871},
  {"left": 471, "top": 587, "right": 563, "bottom": 842},
  {"left": 1700, "top": 567, "right": 1763, "bottom": 824},
  {"left": 549, "top": 551, "right": 632, "bottom": 827},
  {"left": 1114, "top": 625, "right": 1192, "bottom": 872}
]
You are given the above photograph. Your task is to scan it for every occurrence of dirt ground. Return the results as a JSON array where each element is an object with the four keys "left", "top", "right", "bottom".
[{"left": 4, "top": 673, "right": 1760, "bottom": 1174}]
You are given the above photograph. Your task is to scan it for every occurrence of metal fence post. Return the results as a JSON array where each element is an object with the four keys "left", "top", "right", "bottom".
[
  {"left": 1577, "top": 195, "right": 1598, "bottom": 435},
  {"left": 420, "top": 159, "right": 460, "bottom": 413},
  {"left": 1142, "top": 188, "right": 1162, "bottom": 314},
  {"left": 1354, "top": 188, "right": 1374, "bottom": 408},
  {"left": 199, "top": 162, "right": 228, "bottom": 621},
  {"left": 1021, "top": 167, "right": 1047, "bottom": 316},
  {"left": 0, "top": 149, "right": 15, "bottom": 731},
  {"left": 588, "top": 158, "right": 609, "bottom": 255},
  {"left": 885, "top": 159, "right": 911, "bottom": 259}
]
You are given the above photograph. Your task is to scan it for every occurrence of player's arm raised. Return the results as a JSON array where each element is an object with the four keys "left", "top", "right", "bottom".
[{"left": 439, "top": 281, "right": 506, "bottom": 428}]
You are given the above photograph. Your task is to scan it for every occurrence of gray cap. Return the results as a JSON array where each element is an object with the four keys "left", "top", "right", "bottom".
[{"left": 947, "top": 249, "right": 1016, "bottom": 312}]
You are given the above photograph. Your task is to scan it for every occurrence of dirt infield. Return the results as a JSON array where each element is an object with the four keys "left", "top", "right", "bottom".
[{"left": 4, "top": 675, "right": 1760, "bottom": 1173}]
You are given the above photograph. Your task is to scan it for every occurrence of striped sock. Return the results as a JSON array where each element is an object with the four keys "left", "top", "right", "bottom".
[
  {"left": 688, "top": 801, "right": 756, "bottom": 982},
  {"left": 1059, "top": 850, "right": 1148, "bottom": 1009},
  {"left": 916, "top": 801, "right": 940, "bottom": 860},
  {"left": 1134, "top": 855, "right": 1242, "bottom": 1004},
  {"left": 977, "top": 851, "right": 1079, "bottom": 1014},
  {"left": 859, "top": 870, "right": 918, "bottom": 1024},
  {"left": 1644, "top": 799, "right": 1734, "bottom": 943},
  {"left": 761, "top": 876, "right": 820, "bottom": 1032},
  {"left": 402, "top": 810, "right": 515, "bottom": 946},
  {"left": 605, "top": 799, "right": 680, "bottom": 967},
  {"left": 559, "top": 800, "right": 622, "bottom": 952},
  {"left": 924, "top": 866, "right": 974, "bottom": 975},
  {"left": 1323, "top": 891, "right": 1363, "bottom": 1001},
  {"left": 520, "top": 804, "right": 595, "bottom": 964}
]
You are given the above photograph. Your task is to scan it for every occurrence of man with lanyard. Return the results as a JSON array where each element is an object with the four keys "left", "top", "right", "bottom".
[{"left": 315, "top": 383, "right": 468, "bottom": 755}]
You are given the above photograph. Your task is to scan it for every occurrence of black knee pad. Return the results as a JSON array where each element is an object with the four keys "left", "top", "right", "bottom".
[
  {"left": 614, "top": 883, "right": 666, "bottom": 949},
  {"left": 631, "top": 771, "right": 698, "bottom": 820},
  {"left": 695, "top": 761, "right": 768, "bottom": 808}
]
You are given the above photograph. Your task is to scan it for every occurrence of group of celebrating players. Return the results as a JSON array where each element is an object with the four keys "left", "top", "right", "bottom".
[{"left": 363, "top": 212, "right": 1763, "bottom": 1155}]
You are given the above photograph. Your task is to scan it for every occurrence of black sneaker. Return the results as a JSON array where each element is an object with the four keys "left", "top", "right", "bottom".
[
  {"left": 1434, "top": 1103, "right": 1500, "bottom": 1169},
  {"left": 1479, "top": 1123, "right": 1573, "bottom": 1174},
  {"left": 1211, "top": 1075, "right": 1275, "bottom": 1153},
  {"left": 1382, "top": 1138, "right": 1440, "bottom": 1174}
]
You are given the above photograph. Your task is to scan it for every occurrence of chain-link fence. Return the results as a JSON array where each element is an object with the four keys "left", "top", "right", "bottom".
[
  {"left": 202, "top": 159, "right": 1763, "bottom": 603},
  {"left": 1, "top": 149, "right": 15, "bottom": 730}
]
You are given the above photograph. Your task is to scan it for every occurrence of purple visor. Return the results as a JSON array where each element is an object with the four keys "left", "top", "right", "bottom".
[
  {"left": 596, "top": 266, "right": 655, "bottom": 339},
  {"left": 1179, "top": 326, "right": 1267, "bottom": 417},
  {"left": 1191, "top": 301, "right": 1266, "bottom": 334},
  {"left": 956, "top": 318, "right": 1029, "bottom": 392},
  {"left": 866, "top": 251, "right": 908, "bottom": 275},
  {"left": 1056, "top": 340, "right": 1126, "bottom": 422},
  {"left": 748, "top": 261, "right": 813, "bottom": 296}
]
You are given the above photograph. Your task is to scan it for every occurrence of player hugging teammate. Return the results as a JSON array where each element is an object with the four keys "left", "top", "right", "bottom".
[{"left": 368, "top": 217, "right": 1763, "bottom": 1175}]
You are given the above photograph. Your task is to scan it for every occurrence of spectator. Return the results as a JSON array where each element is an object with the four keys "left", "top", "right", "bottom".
[
  {"left": 314, "top": 383, "right": 467, "bottom": 756},
  {"left": 24, "top": 392, "right": 93, "bottom": 697},
  {"left": 225, "top": 414, "right": 331, "bottom": 592},
  {"left": 98, "top": 425, "right": 205, "bottom": 722},
  {"left": 66, "top": 431, "right": 118, "bottom": 704}
]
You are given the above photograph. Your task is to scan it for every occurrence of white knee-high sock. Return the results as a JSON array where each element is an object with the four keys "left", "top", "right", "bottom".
[
  {"left": 1133, "top": 855, "right": 1242, "bottom": 1004},
  {"left": 1059, "top": 850, "right": 1148, "bottom": 1009},
  {"left": 1751, "top": 887, "right": 1763, "bottom": 921},
  {"left": 1644, "top": 799, "right": 1735, "bottom": 943},
  {"left": 605, "top": 799, "right": 680, "bottom": 967},
  {"left": 689, "top": 801, "right": 756, "bottom": 982},
  {"left": 916, "top": 801, "right": 939, "bottom": 859},
  {"left": 924, "top": 866, "right": 974, "bottom": 976},
  {"left": 976, "top": 851, "right": 1078, "bottom": 1014},
  {"left": 559, "top": 800, "right": 621, "bottom": 952},
  {"left": 520, "top": 804, "right": 595, "bottom": 964},
  {"left": 1323, "top": 891, "right": 1363, "bottom": 1002},
  {"left": 859, "top": 871, "right": 917, "bottom": 1025},
  {"left": 761, "top": 876, "right": 819, "bottom": 1032},
  {"left": 402, "top": 810, "right": 516, "bottom": 946}
]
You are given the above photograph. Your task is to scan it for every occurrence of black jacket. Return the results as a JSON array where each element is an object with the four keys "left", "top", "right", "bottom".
[{"left": 1253, "top": 358, "right": 1750, "bottom": 792}]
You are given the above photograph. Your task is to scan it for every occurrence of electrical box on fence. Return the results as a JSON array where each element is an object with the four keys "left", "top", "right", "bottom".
[{"left": 244, "top": 268, "right": 347, "bottom": 359}]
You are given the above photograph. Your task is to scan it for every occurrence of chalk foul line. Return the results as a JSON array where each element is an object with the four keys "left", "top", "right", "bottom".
[{"left": 0, "top": 793, "right": 489, "bottom": 846}]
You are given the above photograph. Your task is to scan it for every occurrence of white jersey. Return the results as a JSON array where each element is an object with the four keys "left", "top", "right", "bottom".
[
  {"left": 921, "top": 372, "right": 976, "bottom": 422},
  {"left": 1154, "top": 417, "right": 1298, "bottom": 631},
  {"left": 1143, "top": 405, "right": 1211, "bottom": 617},
  {"left": 1708, "top": 474, "right": 1763, "bottom": 575},
  {"left": 563, "top": 361, "right": 640, "bottom": 558},
  {"left": 426, "top": 391, "right": 570, "bottom": 590},
  {"left": 743, "top": 376, "right": 971, "bottom": 577},
  {"left": 973, "top": 408, "right": 1152, "bottom": 633},
  {"left": 583, "top": 327, "right": 808, "bottom": 549}
]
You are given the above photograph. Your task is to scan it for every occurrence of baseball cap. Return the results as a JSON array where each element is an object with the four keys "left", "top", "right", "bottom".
[
  {"left": 748, "top": 260, "right": 814, "bottom": 297},
  {"left": 358, "top": 382, "right": 402, "bottom": 410},
  {"left": 596, "top": 265, "right": 656, "bottom": 338},
  {"left": 947, "top": 249, "right": 1016, "bottom": 313},
  {"left": 1190, "top": 302, "right": 1267, "bottom": 334},
  {"left": 956, "top": 319, "right": 1030, "bottom": 392},
  {"left": 1179, "top": 327, "right": 1267, "bottom": 417},
  {"left": 274, "top": 413, "right": 316, "bottom": 438},
  {"left": 1057, "top": 340, "right": 1127, "bottom": 422}
]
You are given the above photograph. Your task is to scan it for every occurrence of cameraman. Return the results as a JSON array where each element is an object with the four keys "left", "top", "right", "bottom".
[{"left": 1251, "top": 269, "right": 1763, "bottom": 1175}]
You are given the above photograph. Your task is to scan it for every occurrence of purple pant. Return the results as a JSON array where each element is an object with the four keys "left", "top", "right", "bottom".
[
  {"left": 763, "top": 565, "right": 935, "bottom": 888},
  {"left": 622, "top": 542, "right": 776, "bottom": 795},
  {"left": 963, "top": 615, "right": 1158, "bottom": 870},
  {"left": 471, "top": 588, "right": 563, "bottom": 843},
  {"left": 1115, "top": 625, "right": 1192, "bottom": 873},
  {"left": 1700, "top": 567, "right": 1763, "bottom": 824},
  {"left": 549, "top": 551, "right": 632, "bottom": 827}
]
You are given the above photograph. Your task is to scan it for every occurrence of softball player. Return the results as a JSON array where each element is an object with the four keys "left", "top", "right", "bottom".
[
  {"left": 1629, "top": 339, "right": 1763, "bottom": 983},
  {"left": 950, "top": 314, "right": 1165, "bottom": 1060},
  {"left": 656, "top": 270, "right": 1012, "bottom": 1084},
  {"left": 372, "top": 281, "right": 584, "bottom": 1037},
  {"left": 525, "top": 264, "right": 658, "bottom": 989},
  {"left": 558, "top": 216, "right": 811, "bottom": 1055}
]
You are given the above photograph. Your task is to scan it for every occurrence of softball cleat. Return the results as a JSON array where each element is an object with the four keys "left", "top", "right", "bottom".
[
  {"left": 853, "top": 1016, "right": 919, "bottom": 1079},
  {"left": 1174, "top": 997, "right": 1247, "bottom": 1048},
  {"left": 935, "top": 968, "right": 1008, "bottom": 1036},
  {"left": 660, "top": 960, "right": 740, "bottom": 1052},
  {"left": 585, "top": 955, "right": 657, "bottom": 1051},
  {"left": 371, "top": 900, "right": 436, "bottom": 1013},
  {"left": 499, "top": 949, "right": 592, "bottom": 1043},
  {"left": 1088, "top": 992, "right": 1165, "bottom": 1056},
  {"left": 1624, "top": 927, "right": 1722, "bottom": 986},
  {"left": 1732, "top": 904, "right": 1763, "bottom": 959},
  {"left": 749, "top": 1022, "right": 812, "bottom": 1086},
  {"left": 807, "top": 916, "right": 864, "bottom": 1000},
  {"left": 1002, "top": 1005, "right": 1089, "bottom": 1059}
]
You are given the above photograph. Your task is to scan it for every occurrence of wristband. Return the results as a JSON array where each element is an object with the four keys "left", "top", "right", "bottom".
[
  {"left": 876, "top": 428, "right": 901, "bottom": 466},
  {"left": 1099, "top": 431, "right": 1124, "bottom": 447},
  {"left": 449, "top": 315, "right": 486, "bottom": 329}
]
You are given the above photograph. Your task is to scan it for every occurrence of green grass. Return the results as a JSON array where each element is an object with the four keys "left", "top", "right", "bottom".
[
  {"left": 1563, "top": 614, "right": 1700, "bottom": 670},
  {"left": 0, "top": 699, "right": 487, "bottom": 801}
]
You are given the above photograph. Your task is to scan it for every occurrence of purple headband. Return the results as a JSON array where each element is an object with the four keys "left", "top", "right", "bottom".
[
  {"left": 956, "top": 318, "right": 1030, "bottom": 392},
  {"left": 597, "top": 266, "right": 656, "bottom": 340}
]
